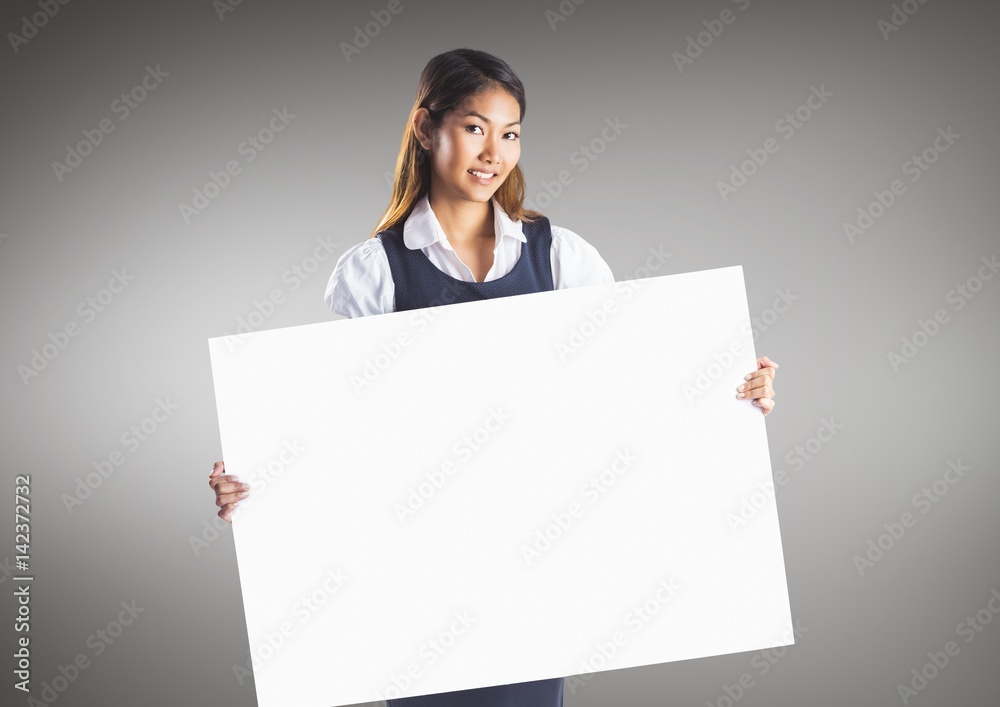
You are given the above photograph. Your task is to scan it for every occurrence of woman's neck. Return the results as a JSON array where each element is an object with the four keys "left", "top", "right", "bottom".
[{"left": 428, "top": 193, "right": 494, "bottom": 247}]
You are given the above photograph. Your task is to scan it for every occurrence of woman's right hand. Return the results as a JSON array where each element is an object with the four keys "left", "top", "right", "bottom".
[{"left": 208, "top": 461, "right": 250, "bottom": 523}]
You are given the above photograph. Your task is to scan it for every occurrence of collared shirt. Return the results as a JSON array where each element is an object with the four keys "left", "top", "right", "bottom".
[{"left": 324, "top": 194, "right": 615, "bottom": 317}]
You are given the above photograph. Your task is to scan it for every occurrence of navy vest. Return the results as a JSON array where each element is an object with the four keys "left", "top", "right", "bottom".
[
  {"left": 376, "top": 211, "right": 555, "bottom": 311},
  {"left": 375, "top": 208, "right": 563, "bottom": 707}
]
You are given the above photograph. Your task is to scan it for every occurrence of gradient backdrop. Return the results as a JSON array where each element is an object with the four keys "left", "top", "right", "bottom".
[{"left": 1, "top": 0, "right": 998, "bottom": 705}]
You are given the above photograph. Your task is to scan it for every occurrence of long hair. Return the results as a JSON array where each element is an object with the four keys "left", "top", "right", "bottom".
[{"left": 369, "top": 48, "right": 543, "bottom": 239}]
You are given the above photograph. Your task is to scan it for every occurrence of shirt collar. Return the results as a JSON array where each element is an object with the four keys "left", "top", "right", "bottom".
[{"left": 402, "top": 194, "right": 527, "bottom": 251}]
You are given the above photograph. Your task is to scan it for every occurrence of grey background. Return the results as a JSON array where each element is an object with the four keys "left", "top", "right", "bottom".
[{"left": 2, "top": 0, "right": 998, "bottom": 705}]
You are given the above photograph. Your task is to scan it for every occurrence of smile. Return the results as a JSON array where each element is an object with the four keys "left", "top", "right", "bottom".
[{"left": 467, "top": 170, "right": 497, "bottom": 184}]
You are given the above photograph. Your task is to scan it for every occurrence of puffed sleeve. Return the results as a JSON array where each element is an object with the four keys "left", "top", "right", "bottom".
[
  {"left": 549, "top": 224, "right": 616, "bottom": 289},
  {"left": 323, "top": 238, "right": 395, "bottom": 317}
]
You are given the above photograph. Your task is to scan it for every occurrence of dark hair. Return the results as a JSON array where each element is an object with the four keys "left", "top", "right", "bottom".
[
  {"left": 420, "top": 47, "right": 526, "bottom": 124},
  {"left": 370, "top": 48, "right": 542, "bottom": 238}
]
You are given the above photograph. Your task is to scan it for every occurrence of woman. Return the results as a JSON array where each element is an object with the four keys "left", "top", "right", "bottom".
[{"left": 209, "top": 47, "right": 778, "bottom": 707}]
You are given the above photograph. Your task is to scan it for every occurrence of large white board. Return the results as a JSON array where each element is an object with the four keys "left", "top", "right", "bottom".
[{"left": 208, "top": 265, "right": 794, "bottom": 707}]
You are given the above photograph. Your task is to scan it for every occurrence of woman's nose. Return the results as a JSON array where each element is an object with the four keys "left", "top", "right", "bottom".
[{"left": 480, "top": 138, "right": 502, "bottom": 166}]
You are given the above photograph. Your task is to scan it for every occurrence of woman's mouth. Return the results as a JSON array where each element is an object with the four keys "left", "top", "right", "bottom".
[{"left": 467, "top": 169, "right": 497, "bottom": 185}]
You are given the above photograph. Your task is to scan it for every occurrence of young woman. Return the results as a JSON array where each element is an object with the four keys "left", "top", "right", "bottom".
[{"left": 208, "top": 48, "right": 779, "bottom": 707}]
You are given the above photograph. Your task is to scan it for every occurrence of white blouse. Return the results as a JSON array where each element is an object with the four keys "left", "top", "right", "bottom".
[{"left": 324, "top": 194, "right": 615, "bottom": 317}]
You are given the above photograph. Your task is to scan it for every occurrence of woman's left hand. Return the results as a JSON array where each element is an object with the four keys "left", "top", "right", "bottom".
[{"left": 736, "top": 355, "right": 779, "bottom": 416}]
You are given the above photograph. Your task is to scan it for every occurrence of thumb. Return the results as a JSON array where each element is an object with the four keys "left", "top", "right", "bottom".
[
  {"left": 210, "top": 461, "right": 224, "bottom": 477},
  {"left": 757, "top": 355, "right": 779, "bottom": 370}
]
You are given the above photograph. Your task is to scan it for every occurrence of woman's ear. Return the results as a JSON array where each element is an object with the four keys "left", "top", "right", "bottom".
[{"left": 412, "top": 108, "right": 433, "bottom": 151}]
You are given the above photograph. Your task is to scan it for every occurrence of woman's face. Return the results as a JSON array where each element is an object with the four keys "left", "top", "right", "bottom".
[{"left": 417, "top": 87, "right": 521, "bottom": 204}]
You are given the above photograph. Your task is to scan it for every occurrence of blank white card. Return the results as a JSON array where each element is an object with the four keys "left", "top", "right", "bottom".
[{"left": 208, "top": 265, "right": 793, "bottom": 707}]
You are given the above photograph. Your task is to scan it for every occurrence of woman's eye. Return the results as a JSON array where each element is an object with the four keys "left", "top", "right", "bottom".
[{"left": 465, "top": 125, "right": 518, "bottom": 140}]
